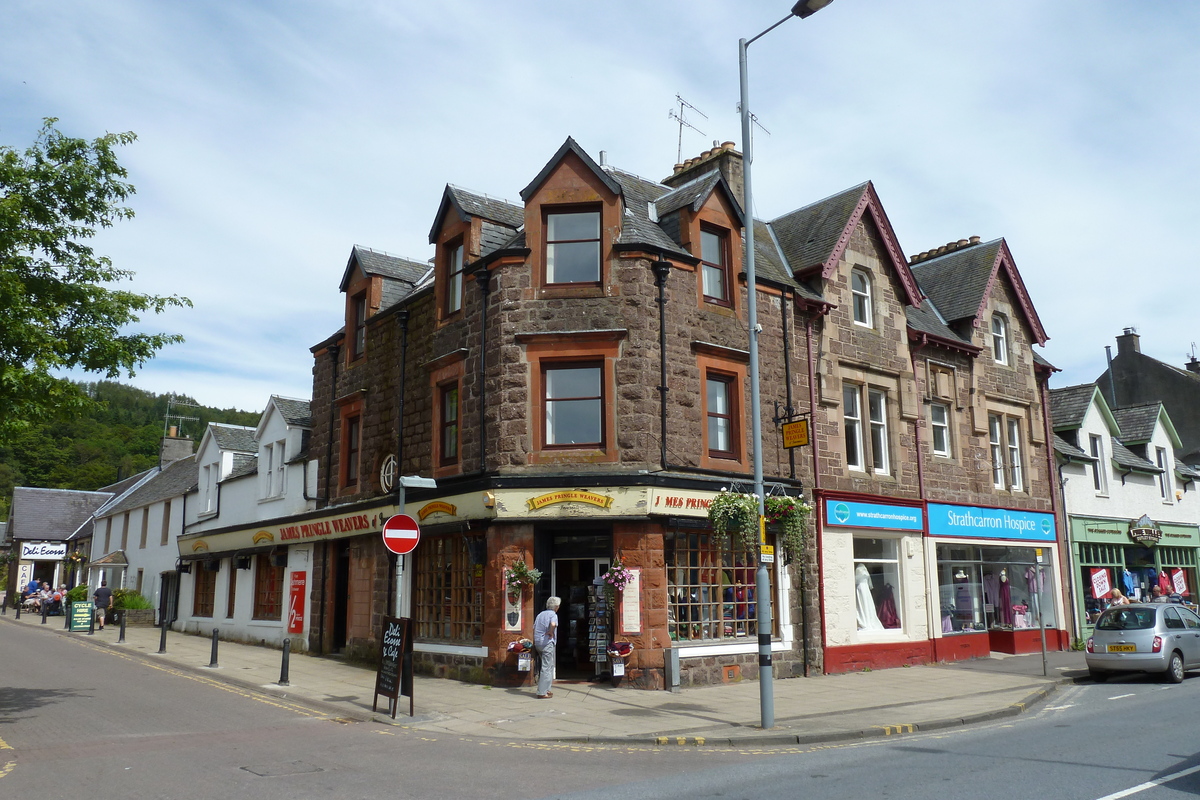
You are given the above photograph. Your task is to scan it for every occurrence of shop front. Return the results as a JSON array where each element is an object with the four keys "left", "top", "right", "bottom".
[
  {"left": 1070, "top": 514, "right": 1198, "bottom": 631},
  {"left": 928, "top": 502, "right": 1066, "bottom": 659},
  {"left": 820, "top": 495, "right": 929, "bottom": 673},
  {"left": 14, "top": 541, "right": 68, "bottom": 595}
]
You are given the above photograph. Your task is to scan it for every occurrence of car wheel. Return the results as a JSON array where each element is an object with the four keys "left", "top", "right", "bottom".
[
  {"left": 1166, "top": 652, "right": 1185, "bottom": 684},
  {"left": 1089, "top": 669, "right": 1109, "bottom": 683}
]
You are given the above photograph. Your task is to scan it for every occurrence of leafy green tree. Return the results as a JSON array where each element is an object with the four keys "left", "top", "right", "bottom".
[{"left": 0, "top": 118, "right": 191, "bottom": 444}]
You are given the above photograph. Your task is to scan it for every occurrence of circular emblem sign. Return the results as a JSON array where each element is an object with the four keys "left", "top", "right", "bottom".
[{"left": 834, "top": 503, "right": 851, "bottom": 524}]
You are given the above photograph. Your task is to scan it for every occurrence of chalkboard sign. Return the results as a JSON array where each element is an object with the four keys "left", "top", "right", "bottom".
[
  {"left": 373, "top": 616, "right": 413, "bottom": 719},
  {"left": 70, "top": 601, "right": 94, "bottom": 632}
]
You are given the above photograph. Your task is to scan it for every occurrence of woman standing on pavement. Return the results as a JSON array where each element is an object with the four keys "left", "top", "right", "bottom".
[{"left": 533, "top": 596, "right": 560, "bottom": 699}]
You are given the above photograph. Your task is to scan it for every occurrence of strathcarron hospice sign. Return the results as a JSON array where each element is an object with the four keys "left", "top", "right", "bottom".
[{"left": 927, "top": 503, "right": 1055, "bottom": 542}]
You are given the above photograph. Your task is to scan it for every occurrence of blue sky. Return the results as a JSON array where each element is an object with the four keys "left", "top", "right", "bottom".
[{"left": 3, "top": 1, "right": 1197, "bottom": 415}]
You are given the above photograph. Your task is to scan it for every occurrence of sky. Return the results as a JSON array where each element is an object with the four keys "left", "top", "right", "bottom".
[{"left": 3, "top": 1, "right": 1198, "bottom": 417}]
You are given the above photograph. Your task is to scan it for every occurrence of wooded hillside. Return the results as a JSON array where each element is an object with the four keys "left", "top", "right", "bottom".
[{"left": 0, "top": 381, "right": 260, "bottom": 520}]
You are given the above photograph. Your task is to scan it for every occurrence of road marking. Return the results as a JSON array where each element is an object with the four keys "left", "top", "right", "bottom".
[
  {"left": 1094, "top": 763, "right": 1200, "bottom": 799},
  {"left": 0, "top": 761, "right": 14, "bottom": 780},
  {"left": 1107, "top": 693, "right": 1135, "bottom": 700},
  {"left": 1044, "top": 705, "right": 1075, "bottom": 711}
]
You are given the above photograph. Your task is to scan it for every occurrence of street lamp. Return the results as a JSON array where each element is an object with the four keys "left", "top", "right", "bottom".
[{"left": 740, "top": 0, "right": 834, "bottom": 730}]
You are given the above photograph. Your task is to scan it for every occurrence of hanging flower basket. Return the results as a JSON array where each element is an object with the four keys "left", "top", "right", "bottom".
[
  {"left": 504, "top": 559, "right": 542, "bottom": 591},
  {"left": 62, "top": 550, "right": 88, "bottom": 567},
  {"left": 707, "top": 490, "right": 760, "bottom": 551},
  {"left": 765, "top": 495, "right": 812, "bottom": 565},
  {"left": 600, "top": 558, "right": 634, "bottom": 603},
  {"left": 0, "top": 551, "right": 17, "bottom": 566}
]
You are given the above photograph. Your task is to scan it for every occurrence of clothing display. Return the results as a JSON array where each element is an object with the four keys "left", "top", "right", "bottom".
[
  {"left": 997, "top": 571, "right": 1012, "bottom": 626},
  {"left": 855, "top": 564, "right": 884, "bottom": 630},
  {"left": 876, "top": 584, "right": 901, "bottom": 629}
]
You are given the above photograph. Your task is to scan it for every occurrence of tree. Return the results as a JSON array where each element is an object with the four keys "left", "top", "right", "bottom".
[{"left": 0, "top": 118, "right": 190, "bottom": 443}]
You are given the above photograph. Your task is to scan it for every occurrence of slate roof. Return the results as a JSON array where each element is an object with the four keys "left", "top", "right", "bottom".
[
  {"left": 209, "top": 424, "right": 257, "bottom": 453},
  {"left": 1032, "top": 351, "right": 1057, "bottom": 371},
  {"left": 605, "top": 169, "right": 691, "bottom": 258},
  {"left": 655, "top": 171, "right": 730, "bottom": 218},
  {"left": 1176, "top": 462, "right": 1200, "bottom": 480},
  {"left": 445, "top": 185, "right": 524, "bottom": 230},
  {"left": 271, "top": 396, "right": 312, "bottom": 428},
  {"left": 350, "top": 246, "right": 428, "bottom": 284},
  {"left": 102, "top": 456, "right": 198, "bottom": 517},
  {"left": 909, "top": 240, "right": 1001, "bottom": 324},
  {"left": 768, "top": 183, "right": 869, "bottom": 274},
  {"left": 906, "top": 299, "right": 973, "bottom": 348},
  {"left": 1050, "top": 384, "right": 1099, "bottom": 430},
  {"left": 1111, "top": 439, "right": 1160, "bottom": 473},
  {"left": 91, "top": 550, "right": 128, "bottom": 567},
  {"left": 1053, "top": 433, "right": 1093, "bottom": 461},
  {"left": 8, "top": 487, "right": 114, "bottom": 542},
  {"left": 1112, "top": 403, "right": 1162, "bottom": 444},
  {"left": 227, "top": 453, "right": 258, "bottom": 481}
]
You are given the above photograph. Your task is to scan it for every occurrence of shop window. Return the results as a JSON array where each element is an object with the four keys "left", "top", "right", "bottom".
[
  {"left": 193, "top": 566, "right": 216, "bottom": 618},
  {"left": 1156, "top": 447, "right": 1170, "bottom": 500},
  {"left": 851, "top": 268, "right": 873, "bottom": 328},
  {"left": 930, "top": 402, "right": 951, "bottom": 457},
  {"left": 443, "top": 240, "right": 465, "bottom": 317},
  {"left": 439, "top": 382, "right": 460, "bottom": 467},
  {"left": 991, "top": 314, "right": 1009, "bottom": 365},
  {"left": 414, "top": 535, "right": 483, "bottom": 643},
  {"left": 543, "top": 363, "right": 602, "bottom": 447},
  {"left": 545, "top": 208, "right": 600, "bottom": 284},
  {"left": 705, "top": 372, "right": 738, "bottom": 459},
  {"left": 350, "top": 292, "right": 367, "bottom": 360},
  {"left": 1090, "top": 435, "right": 1108, "bottom": 493},
  {"left": 252, "top": 554, "right": 284, "bottom": 621},
  {"left": 700, "top": 226, "right": 730, "bottom": 306},
  {"left": 937, "top": 544, "right": 1055, "bottom": 633},
  {"left": 853, "top": 537, "right": 902, "bottom": 631},
  {"left": 665, "top": 529, "right": 776, "bottom": 642},
  {"left": 226, "top": 565, "right": 237, "bottom": 619}
]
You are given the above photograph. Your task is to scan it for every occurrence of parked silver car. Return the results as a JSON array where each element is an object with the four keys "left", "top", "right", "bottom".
[{"left": 1086, "top": 603, "right": 1200, "bottom": 683}]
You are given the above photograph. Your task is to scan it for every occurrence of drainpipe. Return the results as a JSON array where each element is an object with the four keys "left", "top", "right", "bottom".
[
  {"left": 475, "top": 267, "right": 492, "bottom": 473},
  {"left": 395, "top": 308, "right": 410, "bottom": 486},
  {"left": 652, "top": 260, "right": 672, "bottom": 471},
  {"left": 323, "top": 343, "right": 342, "bottom": 505},
  {"left": 1040, "top": 372, "right": 1073, "bottom": 648},
  {"left": 1057, "top": 461, "right": 1082, "bottom": 641},
  {"left": 909, "top": 335, "right": 935, "bottom": 660},
  {"left": 781, "top": 289, "right": 795, "bottom": 480},
  {"left": 804, "top": 313, "right": 823, "bottom": 675}
]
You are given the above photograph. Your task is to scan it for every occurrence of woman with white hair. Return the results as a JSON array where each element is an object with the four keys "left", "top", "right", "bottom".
[{"left": 533, "top": 596, "right": 561, "bottom": 699}]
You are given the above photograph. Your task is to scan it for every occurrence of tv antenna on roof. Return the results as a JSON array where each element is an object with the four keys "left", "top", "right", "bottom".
[
  {"left": 669, "top": 94, "right": 708, "bottom": 163},
  {"left": 163, "top": 394, "right": 201, "bottom": 439}
]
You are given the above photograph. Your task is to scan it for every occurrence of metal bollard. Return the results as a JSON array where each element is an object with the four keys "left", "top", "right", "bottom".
[
  {"left": 279, "top": 638, "right": 291, "bottom": 686},
  {"left": 15, "top": 599, "right": 21, "bottom": 620},
  {"left": 41, "top": 602, "right": 48, "bottom": 624},
  {"left": 65, "top": 603, "right": 71, "bottom": 629},
  {"left": 118, "top": 611, "right": 127, "bottom": 643},
  {"left": 158, "top": 616, "right": 169, "bottom": 653},
  {"left": 88, "top": 613, "right": 94, "bottom": 636},
  {"left": 208, "top": 628, "right": 219, "bottom": 668}
]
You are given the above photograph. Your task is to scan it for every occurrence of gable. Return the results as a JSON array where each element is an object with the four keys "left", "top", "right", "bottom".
[{"left": 520, "top": 137, "right": 621, "bottom": 203}]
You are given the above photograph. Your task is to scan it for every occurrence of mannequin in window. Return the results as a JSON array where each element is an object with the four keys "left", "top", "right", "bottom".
[
  {"left": 997, "top": 568, "right": 1012, "bottom": 626},
  {"left": 855, "top": 564, "right": 883, "bottom": 630}
]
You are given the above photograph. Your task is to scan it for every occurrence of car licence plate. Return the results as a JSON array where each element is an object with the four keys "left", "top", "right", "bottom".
[{"left": 1107, "top": 644, "right": 1136, "bottom": 653}]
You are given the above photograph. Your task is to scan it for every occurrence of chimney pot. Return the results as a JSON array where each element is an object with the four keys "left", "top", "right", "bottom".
[{"left": 969, "top": 235, "right": 981, "bottom": 244}]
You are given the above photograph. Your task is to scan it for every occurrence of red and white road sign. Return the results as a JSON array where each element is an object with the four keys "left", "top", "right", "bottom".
[{"left": 382, "top": 514, "right": 421, "bottom": 555}]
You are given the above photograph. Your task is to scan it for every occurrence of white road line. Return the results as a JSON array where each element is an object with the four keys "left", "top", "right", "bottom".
[
  {"left": 1107, "top": 693, "right": 1135, "bottom": 700},
  {"left": 1094, "top": 763, "right": 1200, "bottom": 800},
  {"left": 1044, "top": 705, "right": 1076, "bottom": 711}
]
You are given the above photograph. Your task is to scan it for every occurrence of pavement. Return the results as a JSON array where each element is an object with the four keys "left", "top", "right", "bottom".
[{"left": 1, "top": 609, "right": 1089, "bottom": 746}]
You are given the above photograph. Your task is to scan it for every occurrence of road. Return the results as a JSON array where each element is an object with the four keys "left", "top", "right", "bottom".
[{"left": 2, "top": 621, "right": 1198, "bottom": 799}]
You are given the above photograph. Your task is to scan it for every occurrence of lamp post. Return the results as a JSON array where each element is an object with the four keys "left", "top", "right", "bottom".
[{"left": 740, "top": 0, "right": 834, "bottom": 730}]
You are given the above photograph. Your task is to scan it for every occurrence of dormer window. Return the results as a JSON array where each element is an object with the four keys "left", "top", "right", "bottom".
[
  {"left": 700, "top": 227, "right": 730, "bottom": 306},
  {"left": 991, "top": 314, "right": 1009, "bottom": 365},
  {"left": 351, "top": 292, "right": 367, "bottom": 360},
  {"left": 851, "top": 269, "right": 873, "bottom": 328},
  {"left": 545, "top": 208, "right": 600, "bottom": 284},
  {"left": 444, "top": 241, "right": 464, "bottom": 316}
]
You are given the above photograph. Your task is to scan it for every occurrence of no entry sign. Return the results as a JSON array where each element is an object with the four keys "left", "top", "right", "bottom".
[{"left": 382, "top": 514, "right": 421, "bottom": 555}]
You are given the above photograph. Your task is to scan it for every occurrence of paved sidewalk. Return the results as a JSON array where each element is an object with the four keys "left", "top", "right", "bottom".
[{"left": 1, "top": 611, "right": 1086, "bottom": 745}]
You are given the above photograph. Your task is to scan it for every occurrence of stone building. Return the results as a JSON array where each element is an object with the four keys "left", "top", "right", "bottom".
[{"left": 291, "top": 136, "right": 1065, "bottom": 686}]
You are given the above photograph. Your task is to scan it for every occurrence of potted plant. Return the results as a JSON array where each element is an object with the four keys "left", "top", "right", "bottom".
[
  {"left": 504, "top": 559, "right": 542, "bottom": 594},
  {"left": 707, "top": 490, "right": 760, "bottom": 550},
  {"left": 764, "top": 494, "right": 812, "bottom": 565},
  {"left": 600, "top": 558, "right": 634, "bottom": 603}
]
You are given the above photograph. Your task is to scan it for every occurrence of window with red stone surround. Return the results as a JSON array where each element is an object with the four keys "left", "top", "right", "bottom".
[
  {"left": 429, "top": 351, "right": 466, "bottom": 478},
  {"left": 695, "top": 346, "right": 749, "bottom": 472}
]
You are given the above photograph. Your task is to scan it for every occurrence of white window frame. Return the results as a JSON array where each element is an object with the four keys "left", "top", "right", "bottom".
[
  {"left": 851, "top": 269, "right": 873, "bottom": 328},
  {"left": 844, "top": 384, "right": 865, "bottom": 471},
  {"left": 1089, "top": 434, "right": 1107, "bottom": 493},
  {"left": 446, "top": 242, "right": 464, "bottom": 315},
  {"left": 1007, "top": 417, "right": 1023, "bottom": 491},
  {"left": 272, "top": 439, "right": 286, "bottom": 496},
  {"left": 930, "top": 402, "right": 951, "bottom": 457},
  {"left": 991, "top": 315, "right": 1009, "bottom": 365},
  {"left": 1156, "top": 447, "right": 1170, "bottom": 500},
  {"left": 988, "top": 414, "right": 1004, "bottom": 489},
  {"left": 868, "top": 388, "right": 889, "bottom": 475},
  {"left": 202, "top": 464, "right": 217, "bottom": 513}
]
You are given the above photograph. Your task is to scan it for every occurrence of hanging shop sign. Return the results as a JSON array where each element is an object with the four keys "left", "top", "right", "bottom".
[
  {"left": 823, "top": 499, "right": 924, "bottom": 531},
  {"left": 782, "top": 419, "right": 809, "bottom": 449},
  {"left": 927, "top": 503, "right": 1055, "bottom": 542},
  {"left": 1128, "top": 514, "right": 1162, "bottom": 546},
  {"left": 21, "top": 541, "right": 68, "bottom": 561}
]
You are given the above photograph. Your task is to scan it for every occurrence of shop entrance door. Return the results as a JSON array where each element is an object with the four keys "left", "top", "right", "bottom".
[{"left": 551, "top": 557, "right": 610, "bottom": 677}]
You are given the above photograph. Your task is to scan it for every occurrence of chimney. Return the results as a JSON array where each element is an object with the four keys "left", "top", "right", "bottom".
[
  {"left": 662, "top": 141, "right": 745, "bottom": 209},
  {"left": 160, "top": 433, "right": 195, "bottom": 468},
  {"left": 1116, "top": 327, "right": 1141, "bottom": 356},
  {"left": 1186, "top": 356, "right": 1200, "bottom": 374}
]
